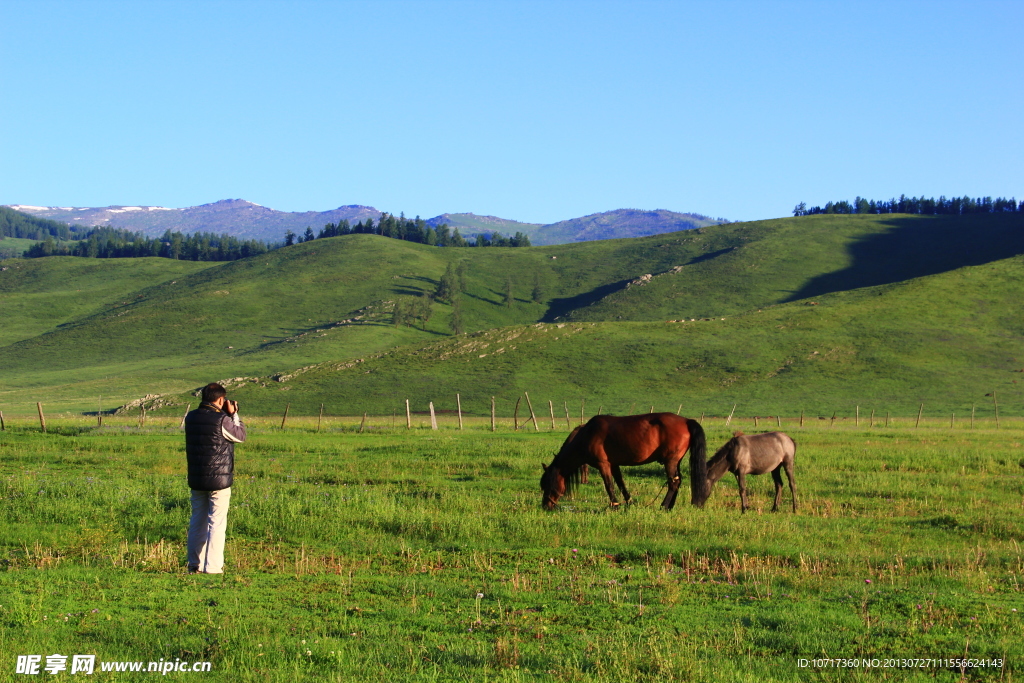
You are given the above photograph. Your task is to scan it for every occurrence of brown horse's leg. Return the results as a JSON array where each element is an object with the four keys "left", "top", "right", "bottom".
[
  {"left": 580, "top": 464, "right": 589, "bottom": 484},
  {"left": 595, "top": 463, "right": 620, "bottom": 507},
  {"left": 610, "top": 465, "right": 632, "bottom": 504},
  {"left": 661, "top": 458, "right": 682, "bottom": 510},
  {"left": 736, "top": 472, "right": 749, "bottom": 513},
  {"left": 770, "top": 467, "right": 784, "bottom": 512},
  {"left": 783, "top": 458, "right": 797, "bottom": 512}
]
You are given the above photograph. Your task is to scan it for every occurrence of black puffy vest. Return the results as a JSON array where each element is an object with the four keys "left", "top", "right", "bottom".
[{"left": 184, "top": 404, "right": 234, "bottom": 491}]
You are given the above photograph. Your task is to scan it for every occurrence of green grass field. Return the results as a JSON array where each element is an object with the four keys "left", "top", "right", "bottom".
[
  {"left": 3, "top": 213, "right": 1023, "bottom": 678},
  {"left": 1, "top": 418, "right": 1021, "bottom": 681}
]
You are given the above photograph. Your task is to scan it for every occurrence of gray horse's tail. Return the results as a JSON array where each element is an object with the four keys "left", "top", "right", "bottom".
[{"left": 686, "top": 418, "right": 708, "bottom": 506}]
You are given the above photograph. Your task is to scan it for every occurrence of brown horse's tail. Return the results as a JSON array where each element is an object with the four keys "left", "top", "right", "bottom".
[{"left": 686, "top": 418, "right": 708, "bottom": 507}]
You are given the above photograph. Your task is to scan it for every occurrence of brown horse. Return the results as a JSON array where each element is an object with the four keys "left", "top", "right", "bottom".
[
  {"left": 691, "top": 431, "right": 797, "bottom": 513},
  {"left": 541, "top": 413, "right": 706, "bottom": 510}
]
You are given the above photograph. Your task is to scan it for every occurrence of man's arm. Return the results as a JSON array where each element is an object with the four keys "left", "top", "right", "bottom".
[{"left": 221, "top": 413, "right": 246, "bottom": 443}]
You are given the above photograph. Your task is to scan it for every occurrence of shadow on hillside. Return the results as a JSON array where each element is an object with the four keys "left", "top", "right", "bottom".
[
  {"left": 542, "top": 278, "right": 634, "bottom": 322},
  {"left": 687, "top": 246, "right": 736, "bottom": 265},
  {"left": 785, "top": 214, "right": 1024, "bottom": 302}
]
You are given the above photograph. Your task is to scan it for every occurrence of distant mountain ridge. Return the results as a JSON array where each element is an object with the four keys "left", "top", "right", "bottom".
[
  {"left": 6, "top": 200, "right": 727, "bottom": 245},
  {"left": 528, "top": 209, "right": 723, "bottom": 245},
  {"left": 6, "top": 200, "right": 382, "bottom": 243}
]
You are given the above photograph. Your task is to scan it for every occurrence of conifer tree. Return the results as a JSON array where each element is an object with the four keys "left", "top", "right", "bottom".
[
  {"left": 450, "top": 294, "right": 465, "bottom": 335},
  {"left": 418, "top": 292, "right": 434, "bottom": 329},
  {"left": 392, "top": 299, "right": 406, "bottom": 327},
  {"left": 435, "top": 263, "right": 457, "bottom": 303}
]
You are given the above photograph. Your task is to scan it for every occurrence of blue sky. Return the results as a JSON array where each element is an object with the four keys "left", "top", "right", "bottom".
[{"left": 2, "top": 0, "right": 1021, "bottom": 223}]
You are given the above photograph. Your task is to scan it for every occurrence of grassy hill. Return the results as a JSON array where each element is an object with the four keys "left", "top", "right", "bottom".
[
  {"left": 0, "top": 257, "right": 217, "bottom": 347},
  {"left": 150, "top": 251, "right": 1024, "bottom": 418},
  {"left": 564, "top": 212, "right": 1024, "bottom": 321},
  {"left": 2, "top": 212, "right": 1022, "bottom": 415}
]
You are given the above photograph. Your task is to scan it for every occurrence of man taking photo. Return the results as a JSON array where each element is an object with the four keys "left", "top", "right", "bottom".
[{"left": 184, "top": 382, "right": 246, "bottom": 574}]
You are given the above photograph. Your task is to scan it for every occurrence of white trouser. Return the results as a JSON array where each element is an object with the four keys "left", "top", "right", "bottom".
[{"left": 187, "top": 488, "right": 231, "bottom": 573}]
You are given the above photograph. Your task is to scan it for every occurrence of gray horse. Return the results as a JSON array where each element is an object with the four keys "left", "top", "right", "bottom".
[{"left": 691, "top": 431, "right": 797, "bottom": 513}]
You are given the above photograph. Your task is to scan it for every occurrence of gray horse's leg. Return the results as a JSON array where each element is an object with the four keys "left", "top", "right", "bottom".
[
  {"left": 783, "top": 459, "right": 797, "bottom": 512},
  {"left": 610, "top": 465, "right": 632, "bottom": 504},
  {"left": 771, "top": 467, "right": 784, "bottom": 512},
  {"left": 736, "top": 472, "right": 749, "bottom": 513}
]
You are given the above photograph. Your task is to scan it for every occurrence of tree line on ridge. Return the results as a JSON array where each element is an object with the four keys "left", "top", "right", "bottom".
[
  {"left": 793, "top": 194, "right": 1021, "bottom": 216},
  {"left": 286, "top": 213, "right": 531, "bottom": 248}
]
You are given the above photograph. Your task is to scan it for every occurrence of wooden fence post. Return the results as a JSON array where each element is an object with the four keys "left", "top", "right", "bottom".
[
  {"left": 649, "top": 405, "right": 654, "bottom": 413},
  {"left": 829, "top": 411, "right": 836, "bottom": 428},
  {"left": 677, "top": 404, "right": 682, "bottom": 415},
  {"left": 317, "top": 404, "right": 324, "bottom": 433},
  {"left": 0, "top": 410, "right": 5, "bottom": 431},
  {"left": 359, "top": 412, "right": 367, "bottom": 433},
  {"left": 491, "top": 396, "right": 496, "bottom": 432},
  {"left": 754, "top": 416, "right": 759, "bottom": 428},
  {"left": 885, "top": 411, "right": 890, "bottom": 427},
  {"left": 950, "top": 412, "right": 954, "bottom": 429},
  {"left": 915, "top": 404, "right": 923, "bottom": 429},
  {"left": 699, "top": 411, "right": 704, "bottom": 422},
  {"left": 179, "top": 404, "right": 190, "bottom": 428},
  {"left": 524, "top": 392, "right": 539, "bottom": 432},
  {"left": 513, "top": 397, "right": 521, "bottom": 430},
  {"left": 429, "top": 402, "right": 438, "bottom": 430},
  {"left": 139, "top": 406, "right": 146, "bottom": 428},
  {"left": 776, "top": 415, "right": 781, "bottom": 428},
  {"left": 971, "top": 405, "right": 975, "bottom": 429},
  {"left": 725, "top": 404, "right": 737, "bottom": 427},
  {"left": 869, "top": 408, "right": 875, "bottom": 428},
  {"left": 406, "top": 399, "right": 412, "bottom": 429},
  {"left": 855, "top": 406, "right": 859, "bottom": 427},
  {"left": 563, "top": 401, "right": 571, "bottom": 429},
  {"left": 457, "top": 394, "right": 463, "bottom": 430},
  {"left": 280, "top": 403, "right": 290, "bottom": 429},
  {"left": 993, "top": 391, "right": 1000, "bottom": 428},
  {"left": 548, "top": 400, "right": 556, "bottom": 430},
  {"left": 799, "top": 410, "right": 804, "bottom": 428},
  {"left": 36, "top": 402, "right": 46, "bottom": 433},
  {"left": 580, "top": 399, "right": 585, "bottom": 426}
]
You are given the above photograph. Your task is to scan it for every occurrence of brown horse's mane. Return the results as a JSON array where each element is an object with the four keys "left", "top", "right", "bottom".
[{"left": 544, "top": 423, "right": 591, "bottom": 498}]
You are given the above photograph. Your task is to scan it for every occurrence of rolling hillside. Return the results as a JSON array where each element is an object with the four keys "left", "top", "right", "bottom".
[
  {"left": 2, "top": 212, "right": 1022, "bottom": 415},
  {"left": 144, "top": 251, "right": 1024, "bottom": 417}
]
